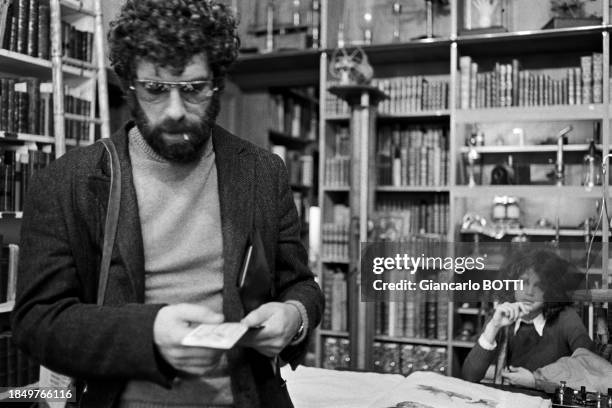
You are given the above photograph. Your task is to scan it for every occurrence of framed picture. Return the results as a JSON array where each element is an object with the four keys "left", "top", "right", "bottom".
[{"left": 458, "top": 0, "right": 509, "bottom": 35}]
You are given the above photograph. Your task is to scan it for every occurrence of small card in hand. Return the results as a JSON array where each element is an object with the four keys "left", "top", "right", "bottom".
[{"left": 181, "top": 322, "right": 249, "bottom": 349}]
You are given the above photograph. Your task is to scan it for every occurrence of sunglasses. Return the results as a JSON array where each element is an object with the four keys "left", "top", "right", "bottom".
[{"left": 129, "top": 79, "right": 218, "bottom": 104}]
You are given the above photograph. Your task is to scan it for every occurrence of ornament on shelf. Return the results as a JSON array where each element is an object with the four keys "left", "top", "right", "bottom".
[{"left": 329, "top": 46, "right": 374, "bottom": 86}]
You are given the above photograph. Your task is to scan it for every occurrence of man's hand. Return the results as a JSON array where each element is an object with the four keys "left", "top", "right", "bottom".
[
  {"left": 480, "top": 302, "right": 533, "bottom": 346},
  {"left": 238, "top": 302, "right": 301, "bottom": 357},
  {"left": 490, "top": 302, "right": 533, "bottom": 329},
  {"left": 501, "top": 366, "right": 535, "bottom": 388},
  {"left": 153, "top": 303, "right": 224, "bottom": 376}
]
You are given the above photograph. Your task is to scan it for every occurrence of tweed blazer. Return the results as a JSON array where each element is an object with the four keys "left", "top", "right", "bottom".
[{"left": 11, "top": 122, "right": 324, "bottom": 408}]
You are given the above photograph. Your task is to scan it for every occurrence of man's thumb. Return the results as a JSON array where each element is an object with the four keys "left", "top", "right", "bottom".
[
  {"left": 241, "top": 307, "right": 267, "bottom": 328},
  {"left": 175, "top": 304, "right": 224, "bottom": 324}
]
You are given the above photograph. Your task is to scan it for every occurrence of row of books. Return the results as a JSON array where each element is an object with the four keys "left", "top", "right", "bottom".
[
  {"left": 321, "top": 222, "right": 349, "bottom": 261},
  {"left": 0, "top": 332, "right": 39, "bottom": 388},
  {"left": 245, "top": 1, "right": 321, "bottom": 51},
  {"left": 0, "top": 77, "right": 47, "bottom": 136},
  {"left": 372, "top": 343, "right": 447, "bottom": 376},
  {"left": 271, "top": 146, "right": 314, "bottom": 187},
  {"left": 61, "top": 20, "right": 94, "bottom": 63},
  {"left": 372, "top": 77, "right": 450, "bottom": 114},
  {"left": 0, "top": 244, "right": 17, "bottom": 303},
  {"left": 374, "top": 197, "right": 450, "bottom": 237},
  {"left": 323, "top": 155, "right": 350, "bottom": 187},
  {"left": 270, "top": 89, "right": 318, "bottom": 140},
  {"left": 321, "top": 267, "right": 347, "bottom": 331},
  {"left": 64, "top": 92, "right": 92, "bottom": 141},
  {"left": 321, "top": 337, "right": 350, "bottom": 370},
  {"left": 459, "top": 54, "right": 603, "bottom": 109},
  {"left": 377, "top": 126, "right": 449, "bottom": 187},
  {"left": 375, "top": 285, "right": 449, "bottom": 340},
  {"left": 0, "top": 0, "right": 51, "bottom": 59},
  {"left": 0, "top": 76, "right": 92, "bottom": 141},
  {"left": 325, "top": 76, "right": 450, "bottom": 116},
  {"left": 0, "top": 149, "right": 53, "bottom": 212}
]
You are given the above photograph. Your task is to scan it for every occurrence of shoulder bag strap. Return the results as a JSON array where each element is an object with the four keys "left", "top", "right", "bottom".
[{"left": 97, "top": 138, "right": 122, "bottom": 305}]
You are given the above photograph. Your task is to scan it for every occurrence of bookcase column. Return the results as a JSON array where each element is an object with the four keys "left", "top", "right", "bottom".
[{"left": 328, "top": 85, "right": 386, "bottom": 369}]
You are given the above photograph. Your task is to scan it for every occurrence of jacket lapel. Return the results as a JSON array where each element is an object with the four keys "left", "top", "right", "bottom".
[
  {"left": 213, "top": 126, "right": 254, "bottom": 322},
  {"left": 110, "top": 125, "right": 146, "bottom": 302}
]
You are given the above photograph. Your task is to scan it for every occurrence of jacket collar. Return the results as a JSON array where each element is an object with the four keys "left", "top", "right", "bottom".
[{"left": 102, "top": 122, "right": 254, "bottom": 315}]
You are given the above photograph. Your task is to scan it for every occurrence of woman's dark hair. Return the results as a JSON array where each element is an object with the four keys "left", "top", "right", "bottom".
[
  {"left": 108, "top": 0, "right": 240, "bottom": 92},
  {"left": 498, "top": 249, "right": 576, "bottom": 322}
]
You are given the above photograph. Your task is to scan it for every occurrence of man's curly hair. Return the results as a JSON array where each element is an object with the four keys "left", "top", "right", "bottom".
[
  {"left": 497, "top": 249, "right": 577, "bottom": 322},
  {"left": 108, "top": 0, "right": 240, "bottom": 91}
]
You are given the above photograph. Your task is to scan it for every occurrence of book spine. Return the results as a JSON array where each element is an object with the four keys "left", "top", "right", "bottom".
[
  {"left": 36, "top": 0, "right": 49, "bottom": 59},
  {"left": 459, "top": 56, "right": 471, "bottom": 109},
  {"left": 581, "top": 55, "right": 592, "bottom": 104},
  {"left": 469, "top": 62, "right": 477, "bottom": 109},
  {"left": 592, "top": 52, "right": 603, "bottom": 104},
  {"left": 511, "top": 59, "right": 520, "bottom": 106},
  {"left": 25, "top": 0, "right": 36, "bottom": 56},
  {"left": 574, "top": 67, "right": 582, "bottom": 104},
  {"left": 8, "top": 11, "right": 17, "bottom": 51},
  {"left": 16, "top": 0, "right": 27, "bottom": 54}
]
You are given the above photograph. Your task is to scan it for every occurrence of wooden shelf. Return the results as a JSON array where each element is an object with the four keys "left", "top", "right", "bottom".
[
  {"left": 451, "top": 340, "right": 477, "bottom": 348},
  {"left": 455, "top": 104, "right": 605, "bottom": 123},
  {"left": 378, "top": 110, "right": 451, "bottom": 120},
  {"left": 247, "top": 23, "right": 310, "bottom": 36},
  {"left": 0, "top": 301, "right": 15, "bottom": 313},
  {"left": 460, "top": 227, "right": 598, "bottom": 237},
  {"left": 269, "top": 130, "right": 315, "bottom": 149},
  {"left": 321, "top": 258, "right": 350, "bottom": 264},
  {"left": 375, "top": 335, "right": 448, "bottom": 346},
  {"left": 324, "top": 114, "right": 350, "bottom": 121},
  {"left": 319, "top": 329, "right": 349, "bottom": 337},
  {"left": 452, "top": 185, "right": 603, "bottom": 198},
  {"left": 328, "top": 111, "right": 450, "bottom": 122},
  {"left": 60, "top": 0, "right": 94, "bottom": 16},
  {"left": 0, "top": 49, "right": 94, "bottom": 79},
  {"left": 456, "top": 307, "right": 485, "bottom": 315},
  {"left": 377, "top": 186, "right": 450, "bottom": 193},
  {"left": 572, "top": 289, "right": 612, "bottom": 302},
  {"left": 458, "top": 144, "right": 597, "bottom": 154},
  {"left": 66, "top": 139, "right": 94, "bottom": 147},
  {"left": 0, "top": 131, "right": 54, "bottom": 144},
  {"left": 457, "top": 25, "right": 607, "bottom": 56},
  {"left": 358, "top": 39, "right": 453, "bottom": 65},
  {"left": 230, "top": 49, "right": 320, "bottom": 90},
  {"left": 322, "top": 186, "right": 350, "bottom": 193}
]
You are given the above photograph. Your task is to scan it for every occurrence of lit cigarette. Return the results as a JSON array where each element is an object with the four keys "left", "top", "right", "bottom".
[{"left": 183, "top": 134, "right": 189, "bottom": 141}]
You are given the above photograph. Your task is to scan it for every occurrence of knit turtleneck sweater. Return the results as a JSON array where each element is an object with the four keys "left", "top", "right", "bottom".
[{"left": 119, "top": 126, "right": 232, "bottom": 407}]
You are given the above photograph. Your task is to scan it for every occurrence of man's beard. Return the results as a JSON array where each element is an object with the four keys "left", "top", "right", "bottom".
[{"left": 130, "top": 96, "right": 219, "bottom": 163}]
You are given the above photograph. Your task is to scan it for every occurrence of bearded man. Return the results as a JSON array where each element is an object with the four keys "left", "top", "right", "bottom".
[{"left": 11, "top": 1, "right": 323, "bottom": 407}]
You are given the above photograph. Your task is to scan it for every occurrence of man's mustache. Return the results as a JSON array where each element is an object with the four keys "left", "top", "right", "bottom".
[{"left": 153, "top": 120, "right": 204, "bottom": 134}]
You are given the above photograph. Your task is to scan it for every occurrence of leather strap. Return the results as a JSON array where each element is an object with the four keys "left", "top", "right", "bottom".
[
  {"left": 494, "top": 325, "right": 509, "bottom": 384},
  {"left": 97, "top": 138, "right": 122, "bottom": 305}
]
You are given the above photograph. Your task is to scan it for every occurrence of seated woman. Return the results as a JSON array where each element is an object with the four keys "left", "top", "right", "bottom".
[{"left": 461, "top": 249, "right": 595, "bottom": 388}]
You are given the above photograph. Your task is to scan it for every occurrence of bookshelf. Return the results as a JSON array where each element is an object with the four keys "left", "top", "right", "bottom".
[
  {"left": 226, "top": 0, "right": 612, "bottom": 381},
  {"left": 0, "top": 0, "right": 110, "bottom": 395}
]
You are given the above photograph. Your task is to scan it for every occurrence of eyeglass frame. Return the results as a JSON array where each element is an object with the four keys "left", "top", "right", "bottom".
[{"left": 128, "top": 79, "right": 218, "bottom": 103}]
